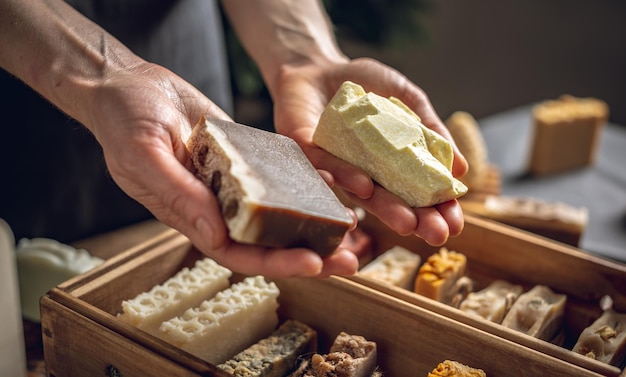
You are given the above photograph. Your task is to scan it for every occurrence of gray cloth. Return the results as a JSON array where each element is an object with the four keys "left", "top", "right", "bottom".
[{"left": 0, "top": 0, "right": 232, "bottom": 243}]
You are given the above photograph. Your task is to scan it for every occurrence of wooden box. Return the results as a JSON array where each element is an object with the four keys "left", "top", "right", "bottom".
[
  {"left": 40, "top": 215, "right": 626, "bottom": 377},
  {"left": 353, "top": 213, "right": 626, "bottom": 377}
]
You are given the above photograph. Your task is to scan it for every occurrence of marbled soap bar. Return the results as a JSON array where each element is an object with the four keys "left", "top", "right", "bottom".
[
  {"left": 313, "top": 81, "right": 467, "bottom": 208},
  {"left": 218, "top": 319, "right": 317, "bottom": 377},
  {"left": 187, "top": 117, "right": 353, "bottom": 256}
]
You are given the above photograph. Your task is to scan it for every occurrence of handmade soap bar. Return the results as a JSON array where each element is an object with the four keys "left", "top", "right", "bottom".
[
  {"left": 313, "top": 81, "right": 467, "bottom": 208},
  {"left": 358, "top": 246, "right": 421, "bottom": 290},
  {"left": 118, "top": 257, "right": 232, "bottom": 336},
  {"left": 414, "top": 247, "right": 472, "bottom": 307},
  {"left": 291, "top": 332, "right": 378, "bottom": 377},
  {"left": 16, "top": 237, "right": 103, "bottom": 321},
  {"left": 159, "top": 276, "right": 279, "bottom": 364},
  {"left": 572, "top": 309, "right": 626, "bottom": 366},
  {"left": 218, "top": 319, "right": 317, "bottom": 377},
  {"left": 501, "top": 285, "right": 566, "bottom": 341},
  {"left": 187, "top": 117, "right": 353, "bottom": 256},
  {"left": 459, "top": 280, "right": 523, "bottom": 323},
  {"left": 528, "top": 95, "right": 608, "bottom": 176}
]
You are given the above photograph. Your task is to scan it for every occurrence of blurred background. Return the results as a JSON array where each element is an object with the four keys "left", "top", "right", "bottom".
[{"left": 228, "top": 0, "right": 626, "bottom": 129}]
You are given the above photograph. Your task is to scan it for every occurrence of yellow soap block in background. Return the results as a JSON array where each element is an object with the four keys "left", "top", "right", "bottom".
[{"left": 528, "top": 95, "right": 609, "bottom": 176}]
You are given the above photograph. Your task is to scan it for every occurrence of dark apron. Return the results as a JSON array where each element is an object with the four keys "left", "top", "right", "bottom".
[{"left": 0, "top": 0, "right": 232, "bottom": 243}]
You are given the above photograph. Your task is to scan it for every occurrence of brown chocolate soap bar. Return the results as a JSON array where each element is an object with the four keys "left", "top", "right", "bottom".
[{"left": 186, "top": 117, "right": 353, "bottom": 256}]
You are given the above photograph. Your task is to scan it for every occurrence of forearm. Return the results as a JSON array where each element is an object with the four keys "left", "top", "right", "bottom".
[
  {"left": 0, "top": 0, "right": 141, "bottom": 130},
  {"left": 220, "top": 0, "right": 347, "bottom": 96}
]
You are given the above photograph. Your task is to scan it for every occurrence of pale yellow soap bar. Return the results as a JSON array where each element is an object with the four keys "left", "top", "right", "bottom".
[{"left": 314, "top": 81, "right": 467, "bottom": 207}]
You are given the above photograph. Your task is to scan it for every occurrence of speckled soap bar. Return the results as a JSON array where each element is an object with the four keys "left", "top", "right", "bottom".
[{"left": 187, "top": 117, "right": 353, "bottom": 256}]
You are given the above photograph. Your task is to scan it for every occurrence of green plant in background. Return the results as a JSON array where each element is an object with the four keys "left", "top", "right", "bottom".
[{"left": 223, "top": 0, "right": 432, "bottom": 98}]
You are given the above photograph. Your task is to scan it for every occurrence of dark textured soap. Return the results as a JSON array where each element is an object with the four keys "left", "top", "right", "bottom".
[{"left": 187, "top": 117, "right": 353, "bottom": 256}]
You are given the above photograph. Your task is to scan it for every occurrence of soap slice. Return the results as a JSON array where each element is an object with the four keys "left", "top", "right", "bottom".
[
  {"left": 572, "top": 309, "right": 626, "bottom": 366},
  {"left": 218, "top": 319, "right": 317, "bottom": 377},
  {"left": 459, "top": 280, "right": 523, "bottom": 323},
  {"left": 414, "top": 247, "right": 473, "bottom": 307},
  {"left": 159, "top": 276, "right": 279, "bottom": 364},
  {"left": 118, "top": 257, "right": 232, "bottom": 336},
  {"left": 313, "top": 81, "right": 467, "bottom": 208},
  {"left": 461, "top": 195, "right": 588, "bottom": 247},
  {"left": 290, "top": 332, "right": 378, "bottom": 377},
  {"left": 501, "top": 285, "right": 566, "bottom": 341},
  {"left": 187, "top": 117, "right": 353, "bottom": 256},
  {"left": 358, "top": 246, "right": 421, "bottom": 290}
]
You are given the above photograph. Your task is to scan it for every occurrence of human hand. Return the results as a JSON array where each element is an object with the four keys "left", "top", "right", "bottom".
[
  {"left": 271, "top": 58, "right": 469, "bottom": 246},
  {"left": 84, "top": 62, "right": 359, "bottom": 277}
]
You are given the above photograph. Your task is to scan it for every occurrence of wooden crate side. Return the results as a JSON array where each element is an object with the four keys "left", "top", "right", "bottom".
[
  {"left": 448, "top": 216, "right": 626, "bottom": 309},
  {"left": 346, "top": 275, "right": 622, "bottom": 377},
  {"left": 41, "top": 295, "right": 207, "bottom": 377}
]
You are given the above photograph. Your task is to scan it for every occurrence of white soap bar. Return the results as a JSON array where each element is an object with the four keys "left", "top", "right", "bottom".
[
  {"left": 459, "top": 280, "right": 523, "bottom": 323},
  {"left": 359, "top": 246, "right": 421, "bottom": 290},
  {"left": 159, "top": 276, "right": 280, "bottom": 364},
  {"left": 118, "top": 257, "right": 232, "bottom": 336},
  {"left": 16, "top": 237, "right": 103, "bottom": 321}
]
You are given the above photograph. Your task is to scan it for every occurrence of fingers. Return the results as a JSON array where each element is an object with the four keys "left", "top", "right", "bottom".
[
  {"left": 195, "top": 241, "right": 358, "bottom": 279},
  {"left": 340, "top": 181, "right": 464, "bottom": 245},
  {"left": 412, "top": 200, "right": 465, "bottom": 246},
  {"left": 305, "top": 146, "right": 374, "bottom": 200},
  {"left": 342, "top": 186, "right": 418, "bottom": 236}
]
